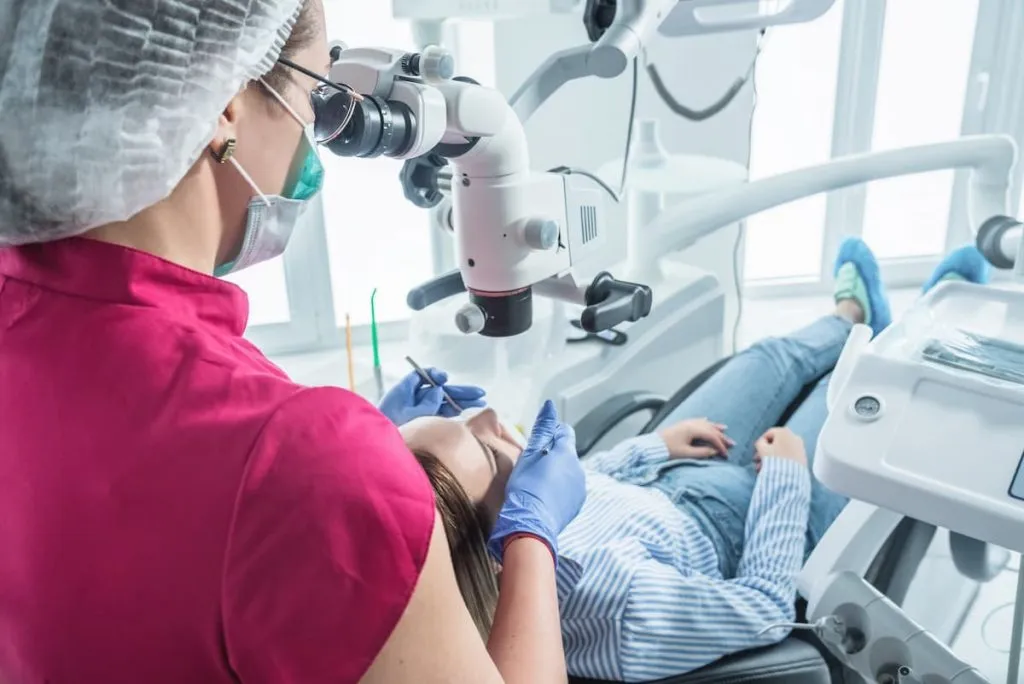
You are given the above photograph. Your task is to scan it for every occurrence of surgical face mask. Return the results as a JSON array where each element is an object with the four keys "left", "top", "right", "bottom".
[{"left": 215, "top": 79, "right": 325, "bottom": 277}]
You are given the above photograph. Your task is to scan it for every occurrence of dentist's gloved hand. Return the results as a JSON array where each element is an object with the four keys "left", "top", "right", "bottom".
[
  {"left": 487, "top": 400, "right": 586, "bottom": 566},
  {"left": 378, "top": 368, "right": 486, "bottom": 426}
]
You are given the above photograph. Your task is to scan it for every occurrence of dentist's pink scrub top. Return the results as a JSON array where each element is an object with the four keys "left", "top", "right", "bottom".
[{"left": 0, "top": 238, "right": 435, "bottom": 684}]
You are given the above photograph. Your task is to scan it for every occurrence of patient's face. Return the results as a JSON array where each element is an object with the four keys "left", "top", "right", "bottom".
[{"left": 400, "top": 408, "right": 523, "bottom": 524}]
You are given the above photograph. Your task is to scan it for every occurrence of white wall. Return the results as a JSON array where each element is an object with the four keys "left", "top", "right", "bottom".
[{"left": 491, "top": 15, "right": 759, "bottom": 350}]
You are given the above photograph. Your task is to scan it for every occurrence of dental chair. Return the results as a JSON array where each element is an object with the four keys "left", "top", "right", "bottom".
[{"left": 570, "top": 356, "right": 975, "bottom": 684}]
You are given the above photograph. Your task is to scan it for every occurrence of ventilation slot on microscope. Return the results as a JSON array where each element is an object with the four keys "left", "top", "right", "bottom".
[{"left": 580, "top": 205, "right": 598, "bottom": 244}]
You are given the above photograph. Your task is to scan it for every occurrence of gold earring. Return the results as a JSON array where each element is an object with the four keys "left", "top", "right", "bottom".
[{"left": 213, "top": 138, "right": 237, "bottom": 164}]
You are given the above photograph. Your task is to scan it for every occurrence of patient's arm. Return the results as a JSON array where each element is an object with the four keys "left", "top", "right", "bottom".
[
  {"left": 734, "top": 456, "right": 812, "bottom": 615},
  {"left": 591, "top": 458, "right": 811, "bottom": 682},
  {"left": 582, "top": 434, "right": 671, "bottom": 477}
]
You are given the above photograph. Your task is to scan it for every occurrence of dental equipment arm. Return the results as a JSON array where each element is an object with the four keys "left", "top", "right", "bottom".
[
  {"left": 624, "top": 135, "right": 1017, "bottom": 281},
  {"left": 509, "top": 0, "right": 678, "bottom": 121},
  {"left": 326, "top": 45, "right": 653, "bottom": 338},
  {"left": 510, "top": 0, "right": 837, "bottom": 122}
]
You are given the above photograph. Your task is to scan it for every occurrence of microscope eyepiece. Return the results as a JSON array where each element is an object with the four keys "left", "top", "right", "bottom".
[{"left": 317, "top": 91, "right": 418, "bottom": 159}]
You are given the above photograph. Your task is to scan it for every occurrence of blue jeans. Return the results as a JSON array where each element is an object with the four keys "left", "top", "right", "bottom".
[{"left": 624, "top": 315, "right": 853, "bottom": 578}]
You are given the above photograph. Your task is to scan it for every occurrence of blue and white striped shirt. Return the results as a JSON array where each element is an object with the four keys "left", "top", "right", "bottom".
[{"left": 556, "top": 434, "right": 812, "bottom": 682}]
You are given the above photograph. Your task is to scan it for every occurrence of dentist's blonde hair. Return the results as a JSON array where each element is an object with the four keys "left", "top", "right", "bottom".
[{"left": 412, "top": 449, "right": 499, "bottom": 639}]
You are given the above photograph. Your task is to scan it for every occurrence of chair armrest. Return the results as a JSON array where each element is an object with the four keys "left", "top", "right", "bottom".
[{"left": 574, "top": 391, "right": 666, "bottom": 458}]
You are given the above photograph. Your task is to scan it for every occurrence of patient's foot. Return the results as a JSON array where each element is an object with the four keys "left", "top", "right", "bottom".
[
  {"left": 922, "top": 245, "right": 991, "bottom": 293},
  {"left": 835, "top": 298, "right": 864, "bottom": 324},
  {"left": 833, "top": 237, "right": 892, "bottom": 336}
]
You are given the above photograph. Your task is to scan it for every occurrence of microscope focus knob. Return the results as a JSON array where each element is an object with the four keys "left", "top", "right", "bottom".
[
  {"left": 522, "top": 219, "right": 560, "bottom": 251},
  {"left": 454, "top": 303, "right": 487, "bottom": 335},
  {"left": 410, "top": 45, "right": 455, "bottom": 82}
]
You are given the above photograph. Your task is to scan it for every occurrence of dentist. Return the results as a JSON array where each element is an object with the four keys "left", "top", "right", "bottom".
[{"left": 0, "top": 1, "right": 585, "bottom": 683}]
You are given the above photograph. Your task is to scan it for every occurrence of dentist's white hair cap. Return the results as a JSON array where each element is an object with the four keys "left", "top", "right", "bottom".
[{"left": 0, "top": 0, "right": 304, "bottom": 245}]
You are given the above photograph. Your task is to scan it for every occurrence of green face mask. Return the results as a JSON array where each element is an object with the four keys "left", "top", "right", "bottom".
[{"left": 285, "top": 124, "right": 325, "bottom": 201}]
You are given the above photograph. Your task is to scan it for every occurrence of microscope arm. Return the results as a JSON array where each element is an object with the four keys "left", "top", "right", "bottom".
[
  {"left": 509, "top": 45, "right": 594, "bottom": 121},
  {"left": 509, "top": 0, "right": 679, "bottom": 122},
  {"left": 626, "top": 135, "right": 1017, "bottom": 281},
  {"left": 508, "top": 0, "right": 840, "bottom": 122}
]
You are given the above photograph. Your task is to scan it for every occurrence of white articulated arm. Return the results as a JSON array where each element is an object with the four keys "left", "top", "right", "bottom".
[
  {"left": 509, "top": 45, "right": 594, "bottom": 122},
  {"left": 626, "top": 135, "right": 1017, "bottom": 281},
  {"left": 508, "top": 0, "right": 840, "bottom": 122},
  {"left": 587, "top": 0, "right": 680, "bottom": 77},
  {"left": 509, "top": 0, "right": 678, "bottom": 121}
]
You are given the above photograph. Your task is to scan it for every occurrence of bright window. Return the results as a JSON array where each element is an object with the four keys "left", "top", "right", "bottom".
[
  {"left": 223, "top": 257, "right": 291, "bottom": 326},
  {"left": 451, "top": 20, "right": 497, "bottom": 87},
  {"left": 861, "top": 0, "right": 979, "bottom": 259},
  {"left": 322, "top": 1, "right": 434, "bottom": 326},
  {"left": 744, "top": 0, "right": 844, "bottom": 281}
]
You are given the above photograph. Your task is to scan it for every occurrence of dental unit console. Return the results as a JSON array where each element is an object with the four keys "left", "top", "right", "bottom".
[{"left": 323, "top": 44, "right": 652, "bottom": 338}]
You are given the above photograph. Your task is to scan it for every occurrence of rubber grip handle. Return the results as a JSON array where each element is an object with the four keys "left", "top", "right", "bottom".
[
  {"left": 580, "top": 272, "right": 653, "bottom": 333},
  {"left": 407, "top": 269, "right": 466, "bottom": 311},
  {"left": 400, "top": 153, "right": 449, "bottom": 209},
  {"left": 976, "top": 215, "right": 1020, "bottom": 270}
]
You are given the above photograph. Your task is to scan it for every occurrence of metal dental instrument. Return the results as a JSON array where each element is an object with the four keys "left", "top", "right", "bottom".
[{"left": 405, "top": 355, "right": 463, "bottom": 413}]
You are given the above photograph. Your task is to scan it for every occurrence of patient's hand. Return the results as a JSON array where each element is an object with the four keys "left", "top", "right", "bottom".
[
  {"left": 753, "top": 427, "right": 807, "bottom": 472},
  {"left": 659, "top": 418, "right": 735, "bottom": 460}
]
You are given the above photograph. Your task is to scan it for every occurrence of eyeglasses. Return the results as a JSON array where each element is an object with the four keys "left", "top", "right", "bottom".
[{"left": 278, "top": 57, "right": 363, "bottom": 145}]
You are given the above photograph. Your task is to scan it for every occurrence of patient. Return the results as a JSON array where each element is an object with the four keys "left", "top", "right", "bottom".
[{"left": 400, "top": 238, "right": 991, "bottom": 683}]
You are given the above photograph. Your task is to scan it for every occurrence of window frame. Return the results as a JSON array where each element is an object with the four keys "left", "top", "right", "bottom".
[{"left": 745, "top": 0, "right": 1010, "bottom": 299}]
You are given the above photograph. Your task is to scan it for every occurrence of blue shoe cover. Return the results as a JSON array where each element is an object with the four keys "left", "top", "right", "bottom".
[
  {"left": 922, "top": 245, "right": 991, "bottom": 293},
  {"left": 834, "top": 237, "right": 892, "bottom": 337}
]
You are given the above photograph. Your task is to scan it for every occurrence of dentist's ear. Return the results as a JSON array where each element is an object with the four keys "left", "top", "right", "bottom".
[{"left": 465, "top": 407, "right": 500, "bottom": 433}]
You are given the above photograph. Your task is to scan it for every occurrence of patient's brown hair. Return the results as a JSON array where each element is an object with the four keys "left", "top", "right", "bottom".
[{"left": 412, "top": 449, "right": 499, "bottom": 639}]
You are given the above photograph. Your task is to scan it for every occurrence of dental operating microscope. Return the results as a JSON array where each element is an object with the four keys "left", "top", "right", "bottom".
[{"left": 321, "top": 43, "right": 653, "bottom": 338}]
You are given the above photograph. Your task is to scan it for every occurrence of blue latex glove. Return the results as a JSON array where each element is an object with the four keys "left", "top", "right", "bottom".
[
  {"left": 487, "top": 400, "right": 586, "bottom": 565},
  {"left": 378, "top": 368, "right": 486, "bottom": 426}
]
